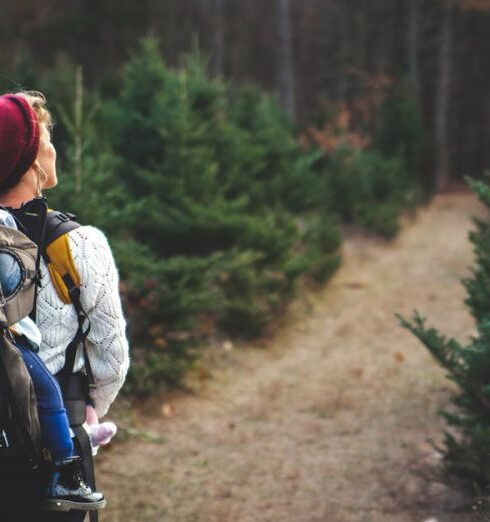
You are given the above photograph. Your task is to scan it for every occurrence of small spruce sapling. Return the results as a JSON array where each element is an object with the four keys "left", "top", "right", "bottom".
[{"left": 399, "top": 177, "right": 490, "bottom": 490}]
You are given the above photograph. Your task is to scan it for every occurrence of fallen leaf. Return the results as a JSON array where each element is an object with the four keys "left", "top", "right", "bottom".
[
  {"left": 344, "top": 281, "right": 367, "bottom": 290},
  {"left": 351, "top": 367, "right": 364, "bottom": 379},
  {"left": 394, "top": 351, "right": 405, "bottom": 363}
]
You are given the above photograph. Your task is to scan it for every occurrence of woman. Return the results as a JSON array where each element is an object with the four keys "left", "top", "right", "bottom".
[{"left": 0, "top": 91, "right": 130, "bottom": 520}]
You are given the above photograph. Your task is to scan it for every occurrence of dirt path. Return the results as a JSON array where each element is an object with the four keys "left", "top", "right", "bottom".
[{"left": 98, "top": 192, "right": 488, "bottom": 522}]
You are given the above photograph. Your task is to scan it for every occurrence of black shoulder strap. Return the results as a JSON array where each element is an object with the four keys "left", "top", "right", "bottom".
[
  {"left": 57, "top": 273, "right": 95, "bottom": 389},
  {"left": 42, "top": 211, "right": 81, "bottom": 250}
]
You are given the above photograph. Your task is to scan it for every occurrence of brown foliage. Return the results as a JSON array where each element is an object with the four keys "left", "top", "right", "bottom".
[{"left": 459, "top": 0, "right": 490, "bottom": 10}]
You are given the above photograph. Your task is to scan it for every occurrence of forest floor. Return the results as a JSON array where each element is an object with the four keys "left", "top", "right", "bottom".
[{"left": 97, "top": 191, "right": 490, "bottom": 522}]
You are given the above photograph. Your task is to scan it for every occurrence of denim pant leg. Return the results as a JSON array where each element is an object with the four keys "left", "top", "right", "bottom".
[
  {"left": 0, "top": 251, "right": 22, "bottom": 297},
  {"left": 16, "top": 340, "right": 74, "bottom": 461}
]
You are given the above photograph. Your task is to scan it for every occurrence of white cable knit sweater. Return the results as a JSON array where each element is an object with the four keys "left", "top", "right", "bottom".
[{"left": 36, "top": 225, "right": 130, "bottom": 418}]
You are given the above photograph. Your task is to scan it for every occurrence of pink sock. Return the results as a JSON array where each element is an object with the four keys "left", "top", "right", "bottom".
[{"left": 89, "top": 422, "right": 117, "bottom": 446}]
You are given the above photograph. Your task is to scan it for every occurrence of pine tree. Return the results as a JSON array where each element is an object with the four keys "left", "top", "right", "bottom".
[
  {"left": 400, "top": 177, "right": 490, "bottom": 489},
  {"left": 101, "top": 38, "right": 341, "bottom": 393}
]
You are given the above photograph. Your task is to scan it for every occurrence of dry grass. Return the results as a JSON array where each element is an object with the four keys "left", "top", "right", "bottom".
[{"left": 97, "top": 192, "right": 489, "bottom": 522}]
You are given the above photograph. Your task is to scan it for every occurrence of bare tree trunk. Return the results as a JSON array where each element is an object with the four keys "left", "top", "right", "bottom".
[
  {"left": 407, "top": 0, "right": 420, "bottom": 105},
  {"left": 275, "top": 0, "right": 295, "bottom": 121},
  {"left": 210, "top": 0, "right": 224, "bottom": 76},
  {"left": 336, "top": 1, "right": 349, "bottom": 104},
  {"left": 434, "top": 0, "right": 455, "bottom": 193},
  {"left": 74, "top": 65, "right": 83, "bottom": 195}
]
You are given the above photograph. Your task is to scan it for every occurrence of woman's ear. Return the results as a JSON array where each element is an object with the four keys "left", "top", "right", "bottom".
[
  {"left": 32, "top": 162, "right": 48, "bottom": 195},
  {"left": 33, "top": 162, "right": 48, "bottom": 185}
]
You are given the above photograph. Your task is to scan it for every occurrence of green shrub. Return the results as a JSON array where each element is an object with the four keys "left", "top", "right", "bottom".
[
  {"left": 43, "top": 37, "right": 420, "bottom": 396},
  {"left": 327, "top": 146, "right": 411, "bottom": 238},
  {"left": 399, "top": 177, "right": 490, "bottom": 490},
  {"left": 56, "top": 37, "right": 340, "bottom": 394},
  {"left": 300, "top": 215, "right": 342, "bottom": 282},
  {"left": 375, "top": 85, "right": 425, "bottom": 182}
]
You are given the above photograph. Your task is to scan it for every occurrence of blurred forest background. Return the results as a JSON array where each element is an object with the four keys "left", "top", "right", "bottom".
[
  {"left": 3, "top": 0, "right": 490, "bottom": 188},
  {"left": 0, "top": 0, "right": 488, "bottom": 396}
]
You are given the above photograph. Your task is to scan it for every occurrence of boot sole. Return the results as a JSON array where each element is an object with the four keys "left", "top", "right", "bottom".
[{"left": 44, "top": 498, "right": 107, "bottom": 512}]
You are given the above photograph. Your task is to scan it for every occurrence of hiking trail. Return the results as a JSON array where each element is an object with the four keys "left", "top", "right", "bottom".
[{"left": 98, "top": 192, "right": 487, "bottom": 522}]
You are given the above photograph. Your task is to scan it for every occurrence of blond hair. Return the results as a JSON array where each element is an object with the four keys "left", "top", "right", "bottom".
[{"left": 16, "top": 91, "right": 53, "bottom": 144}]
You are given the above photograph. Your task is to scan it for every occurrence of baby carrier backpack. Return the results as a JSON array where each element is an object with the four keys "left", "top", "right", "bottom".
[
  {"left": 0, "top": 203, "right": 45, "bottom": 519},
  {"left": 12, "top": 200, "right": 100, "bottom": 522}
]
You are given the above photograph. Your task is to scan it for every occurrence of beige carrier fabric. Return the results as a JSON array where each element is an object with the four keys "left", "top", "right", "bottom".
[{"left": 0, "top": 333, "right": 42, "bottom": 450}]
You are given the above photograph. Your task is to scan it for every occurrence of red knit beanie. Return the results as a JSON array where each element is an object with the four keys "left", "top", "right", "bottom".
[{"left": 0, "top": 94, "right": 40, "bottom": 194}]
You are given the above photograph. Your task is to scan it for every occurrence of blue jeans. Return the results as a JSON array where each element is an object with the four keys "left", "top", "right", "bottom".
[
  {"left": 16, "top": 339, "right": 74, "bottom": 461},
  {"left": 0, "top": 251, "right": 74, "bottom": 461},
  {"left": 0, "top": 251, "right": 22, "bottom": 297}
]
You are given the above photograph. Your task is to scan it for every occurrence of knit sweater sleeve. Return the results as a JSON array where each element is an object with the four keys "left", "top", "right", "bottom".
[{"left": 68, "top": 226, "right": 130, "bottom": 418}]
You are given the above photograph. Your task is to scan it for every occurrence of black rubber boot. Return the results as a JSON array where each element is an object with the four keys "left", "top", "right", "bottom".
[{"left": 44, "top": 456, "right": 106, "bottom": 512}]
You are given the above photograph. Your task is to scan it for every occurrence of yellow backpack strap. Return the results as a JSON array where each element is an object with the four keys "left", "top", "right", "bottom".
[
  {"left": 45, "top": 234, "right": 81, "bottom": 304},
  {"left": 43, "top": 210, "right": 82, "bottom": 305}
]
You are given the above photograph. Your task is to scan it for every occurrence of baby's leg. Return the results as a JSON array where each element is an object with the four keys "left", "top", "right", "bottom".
[
  {"left": 16, "top": 343, "right": 105, "bottom": 510},
  {"left": 16, "top": 340, "right": 74, "bottom": 461}
]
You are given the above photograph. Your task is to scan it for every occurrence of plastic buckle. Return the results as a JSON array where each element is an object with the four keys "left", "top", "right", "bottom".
[{"left": 57, "top": 213, "right": 70, "bottom": 223}]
